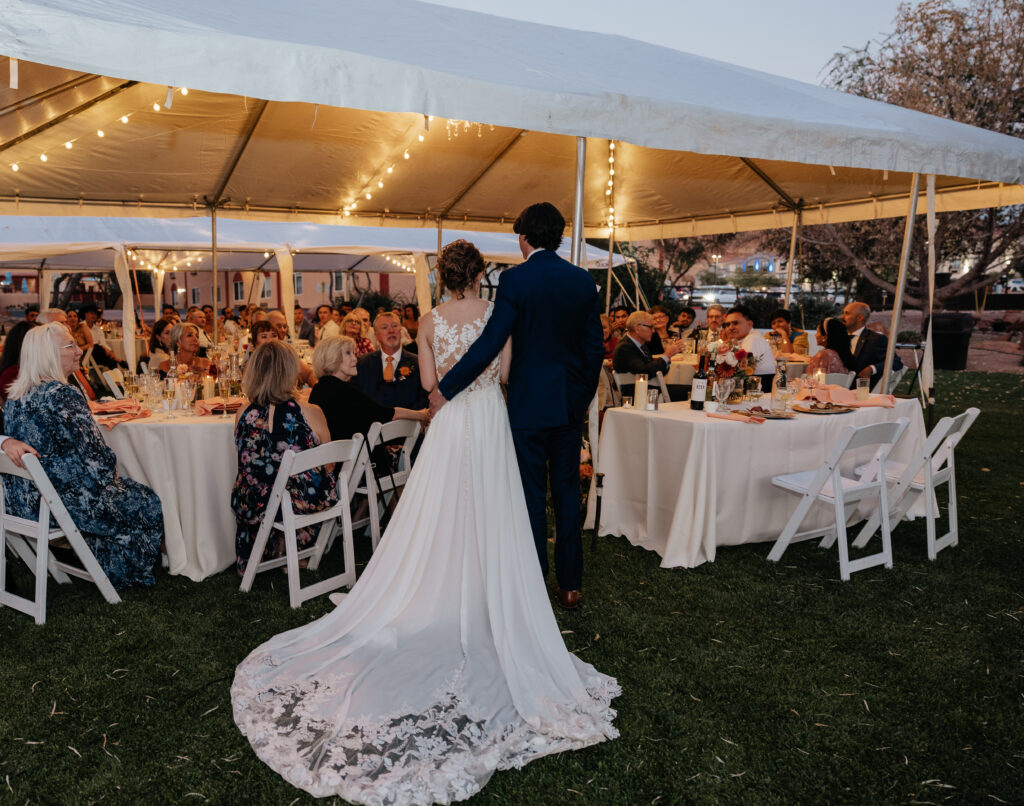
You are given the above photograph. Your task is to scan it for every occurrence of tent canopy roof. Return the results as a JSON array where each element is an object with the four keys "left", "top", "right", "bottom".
[{"left": 1, "top": 0, "right": 1023, "bottom": 238}]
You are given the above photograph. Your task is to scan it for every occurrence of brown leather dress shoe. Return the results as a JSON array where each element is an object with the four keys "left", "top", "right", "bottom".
[{"left": 556, "top": 588, "right": 581, "bottom": 610}]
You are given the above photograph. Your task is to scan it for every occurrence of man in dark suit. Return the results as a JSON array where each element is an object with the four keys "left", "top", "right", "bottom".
[
  {"left": 430, "top": 202, "right": 604, "bottom": 611},
  {"left": 294, "top": 305, "right": 316, "bottom": 342},
  {"left": 840, "top": 301, "right": 902, "bottom": 390},
  {"left": 612, "top": 311, "right": 687, "bottom": 400},
  {"left": 355, "top": 312, "right": 428, "bottom": 410}
]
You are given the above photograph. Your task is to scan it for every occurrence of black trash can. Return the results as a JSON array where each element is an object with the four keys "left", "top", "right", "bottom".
[{"left": 924, "top": 312, "right": 973, "bottom": 371}]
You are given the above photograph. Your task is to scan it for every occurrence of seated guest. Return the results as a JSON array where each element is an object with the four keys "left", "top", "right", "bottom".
[
  {"left": 401, "top": 304, "right": 420, "bottom": 340},
  {"left": 38, "top": 308, "right": 68, "bottom": 325},
  {"left": 723, "top": 305, "right": 775, "bottom": 391},
  {"left": 609, "top": 304, "right": 629, "bottom": 339},
  {"left": 612, "top": 311, "right": 687, "bottom": 400},
  {"left": 806, "top": 317, "right": 855, "bottom": 375},
  {"left": 294, "top": 305, "right": 315, "bottom": 342},
  {"left": 840, "top": 301, "right": 902, "bottom": 389},
  {"left": 353, "top": 307, "right": 376, "bottom": 347},
  {"left": 309, "top": 336, "right": 428, "bottom": 441},
  {"left": 252, "top": 318, "right": 315, "bottom": 386},
  {"left": 222, "top": 307, "right": 241, "bottom": 338},
  {"left": 648, "top": 305, "right": 677, "bottom": 355},
  {"left": 0, "top": 320, "right": 39, "bottom": 403},
  {"left": 314, "top": 304, "right": 341, "bottom": 343},
  {"left": 354, "top": 312, "right": 429, "bottom": 411},
  {"left": 674, "top": 306, "right": 698, "bottom": 338},
  {"left": 158, "top": 323, "right": 210, "bottom": 375},
  {"left": 601, "top": 313, "right": 616, "bottom": 361},
  {"left": 267, "top": 309, "right": 291, "bottom": 342},
  {"left": 700, "top": 303, "right": 727, "bottom": 342},
  {"left": 185, "top": 306, "right": 213, "bottom": 351},
  {"left": 3, "top": 324, "right": 162, "bottom": 588},
  {"left": 148, "top": 317, "right": 174, "bottom": 374},
  {"left": 161, "top": 304, "right": 181, "bottom": 324},
  {"left": 231, "top": 341, "right": 337, "bottom": 575},
  {"left": 24, "top": 306, "right": 39, "bottom": 324},
  {"left": 0, "top": 434, "right": 38, "bottom": 468},
  {"left": 342, "top": 311, "right": 376, "bottom": 357},
  {"left": 769, "top": 308, "right": 809, "bottom": 356}
]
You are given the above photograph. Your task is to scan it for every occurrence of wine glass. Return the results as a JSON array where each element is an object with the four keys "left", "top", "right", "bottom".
[
  {"left": 163, "top": 380, "right": 177, "bottom": 417},
  {"left": 217, "top": 377, "right": 232, "bottom": 418},
  {"left": 180, "top": 379, "right": 196, "bottom": 416},
  {"left": 714, "top": 377, "right": 736, "bottom": 411}
]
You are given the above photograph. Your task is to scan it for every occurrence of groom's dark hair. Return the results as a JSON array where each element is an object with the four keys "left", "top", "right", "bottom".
[{"left": 514, "top": 202, "right": 565, "bottom": 251}]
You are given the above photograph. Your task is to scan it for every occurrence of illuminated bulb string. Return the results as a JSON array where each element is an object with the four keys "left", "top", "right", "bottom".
[
  {"left": 606, "top": 140, "right": 617, "bottom": 230},
  {"left": 8, "top": 87, "right": 190, "bottom": 173}
]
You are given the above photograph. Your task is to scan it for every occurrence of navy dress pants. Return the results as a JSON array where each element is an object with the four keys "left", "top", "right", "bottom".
[{"left": 511, "top": 424, "right": 583, "bottom": 591}]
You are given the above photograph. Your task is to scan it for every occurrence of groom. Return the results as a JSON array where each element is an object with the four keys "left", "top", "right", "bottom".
[{"left": 429, "top": 202, "right": 604, "bottom": 610}]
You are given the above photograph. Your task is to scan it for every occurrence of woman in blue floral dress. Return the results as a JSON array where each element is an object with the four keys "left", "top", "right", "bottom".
[
  {"left": 3, "top": 324, "right": 162, "bottom": 589},
  {"left": 231, "top": 340, "right": 337, "bottom": 574}
]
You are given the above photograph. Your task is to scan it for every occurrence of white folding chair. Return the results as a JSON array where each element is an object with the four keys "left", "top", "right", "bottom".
[
  {"left": 825, "top": 371, "right": 856, "bottom": 387},
  {"left": 0, "top": 453, "right": 120, "bottom": 624},
  {"left": 767, "top": 417, "right": 910, "bottom": 581},
  {"left": 852, "top": 407, "right": 979, "bottom": 560},
  {"left": 871, "top": 366, "right": 907, "bottom": 395},
  {"left": 612, "top": 371, "right": 635, "bottom": 399},
  {"left": 102, "top": 369, "right": 126, "bottom": 399},
  {"left": 357, "top": 420, "right": 422, "bottom": 550},
  {"left": 239, "top": 436, "right": 364, "bottom": 608},
  {"left": 653, "top": 370, "right": 671, "bottom": 403},
  {"left": 600, "top": 365, "right": 621, "bottom": 408}
]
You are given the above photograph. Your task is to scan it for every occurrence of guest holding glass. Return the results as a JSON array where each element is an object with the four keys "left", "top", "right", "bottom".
[
  {"left": 806, "top": 317, "right": 855, "bottom": 375},
  {"left": 768, "top": 309, "right": 809, "bottom": 357},
  {"left": 231, "top": 341, "right": 337, "bottom": 575},
  {"left": 2, "top": 323, "right": 162, "bottom": 588},
  {"left": 648, "top": 305, "right": 677, "bottom": 355}
]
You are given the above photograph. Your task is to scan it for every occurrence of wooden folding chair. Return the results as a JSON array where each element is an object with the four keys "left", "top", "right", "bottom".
[
  {"left": 0, "top": 453, "right": 120, "bottom": 624},
  {"left": 853, "top": 407, "right": 979, "bottom": 560},
  {"left": 767, "top": 417, "right": 910, "bottom": 581},
  {"left": 239, "top": 436, "right": 364, "bottom": 608},
  {"left": 356, "top": 420, "right": 421, "bottom": 550}
]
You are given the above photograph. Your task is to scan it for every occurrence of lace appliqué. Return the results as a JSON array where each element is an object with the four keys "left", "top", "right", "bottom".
[
  {"left": 232, "top": 660, "right": 621, "bottom": 805},
  {"left": 431, "top": 305, "right": 500, "bottom": 394}
]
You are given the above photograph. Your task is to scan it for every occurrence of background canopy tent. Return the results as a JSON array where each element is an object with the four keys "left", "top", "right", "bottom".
[{"left": 0, "top": 0, "right": 1023, "bottom": 241}]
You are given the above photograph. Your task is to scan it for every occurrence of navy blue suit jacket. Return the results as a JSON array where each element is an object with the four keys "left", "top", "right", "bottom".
[
  {"left": 438, "top": 249, "right": 604, "bottom": 430},
  {"left": 354, "top": 350, "right": 428, "bottom": 410},
  {"left": 850, "top": 329, "right": 902, "bottom": 390}
]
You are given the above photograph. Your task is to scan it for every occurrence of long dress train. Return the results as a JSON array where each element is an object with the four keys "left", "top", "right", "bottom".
[{"left": 231, "top": 305, "right": 619, "bottom": 804}]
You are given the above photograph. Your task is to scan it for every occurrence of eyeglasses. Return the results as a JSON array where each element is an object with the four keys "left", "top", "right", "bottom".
[
  {"left": 59, "top": 342, "right": 79, "bottom": 350},
  {"left": 635, "top": 323, "right": 654, "bottom": 330}
]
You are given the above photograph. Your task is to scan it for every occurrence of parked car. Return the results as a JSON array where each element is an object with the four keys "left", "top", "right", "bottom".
[
  {"left": 693, "top": 286, "right": 739, "bottom": 308},
  {"left": 1006, "top": 278, "right": 1024, "bottom": 293}
]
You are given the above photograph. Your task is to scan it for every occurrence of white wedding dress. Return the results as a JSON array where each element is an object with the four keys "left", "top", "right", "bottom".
[{"left": 231, "top": 304, "right": 620, "bottom": 804}]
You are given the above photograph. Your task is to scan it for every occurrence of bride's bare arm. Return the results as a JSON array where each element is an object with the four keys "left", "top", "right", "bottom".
[
  {"left": 499, "top": 336, "right": 512, "bottom": 383},
  {"left": 417, "top": 313, "right": 437, "bottom": 392}
]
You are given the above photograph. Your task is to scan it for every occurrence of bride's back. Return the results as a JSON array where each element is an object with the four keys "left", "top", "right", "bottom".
[{"left": 427, "top": 297, "right": 499, "bottom": 387}]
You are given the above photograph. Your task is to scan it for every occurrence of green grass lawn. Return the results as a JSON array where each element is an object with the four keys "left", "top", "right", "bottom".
[{"left": 1, "top": 371, "right": 1021, "bottom": 805}]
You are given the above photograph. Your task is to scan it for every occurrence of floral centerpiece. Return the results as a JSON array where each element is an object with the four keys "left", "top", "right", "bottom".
[{"left": 706, "top": 339, "right": 754, "bottom": 402}]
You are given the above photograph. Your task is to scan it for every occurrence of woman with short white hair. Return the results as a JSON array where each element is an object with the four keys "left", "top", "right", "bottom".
[{"left": 3, "top": 323, "right": 163, "bottom": 588}]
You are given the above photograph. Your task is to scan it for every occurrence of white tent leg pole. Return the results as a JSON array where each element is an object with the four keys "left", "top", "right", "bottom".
[
  {"left": 113, "top": 246, "right": 136, "bottom": 371},
  {"left": 883, "top": 172, "right": 920, "bottom": 393},
  {"left": 435, "top": 219, "right": 443, "bottom": 307},
  {"left": 275, "top": 246, "right": 296, "bottom": 340},
  {"left": 570, "top": 137, "right": 586, "bottom": 267},
  {"left": 784, "top": 210, "right": 800, "bottom": 307},
  {"left": 605, "top": 229, "right": 614, "bottom": 313},
  {"left": 153, "top": 270, "right": 164, "bottom": 322},
  {"left": 924, "top": 174, "right": 937, "bottom": 414},
  {"left": 413, "top": 253, "right": 432, "bottom": 315},
  {"left": 211, "top": 206, "right": 219, "bottom": 344}
]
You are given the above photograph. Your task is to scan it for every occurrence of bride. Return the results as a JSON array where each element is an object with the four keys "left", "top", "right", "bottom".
[{"left": 231, "top": 239, "right": 620, "bottom": 804}]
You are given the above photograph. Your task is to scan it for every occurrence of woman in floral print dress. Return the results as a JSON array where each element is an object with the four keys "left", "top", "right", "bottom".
[{"left": 3, "top": 323, "right": 162, "bottom": 589}]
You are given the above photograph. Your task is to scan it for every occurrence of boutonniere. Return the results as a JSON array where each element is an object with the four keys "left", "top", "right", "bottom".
[{"left": 398, "top": 365, "right": 412, "bottom": 380}]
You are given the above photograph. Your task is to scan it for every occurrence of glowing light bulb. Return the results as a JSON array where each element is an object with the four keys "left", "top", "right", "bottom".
[
  {"left": 153, "top": 103, "right": 161, "bottom": 112},
  {"left": 607, "top": 180, "right": 613, "bottom": 187},
  {"left": 10, "top": 163, "right": 19, "bottom": 172},
  {"left": 39, "top": 154, "right": 47, "bottom": 162},
  {"left": 365, "top": 192, "right": 372, "bottom": 200},
  {"left": 97, "top": 129, "right": 105, "bottom": 137},
  {"left": 608, "top": 156, "right": 614, "bottom": 164},
  {"left": 120, "top": 115, "right": 129, "bottom": 124},
  {"left": 418, "top": 134, "right": 424, "bottom": 142},
  {"left": 609, "top": 142, "right": 616, "bottom": 149},
  {"left": 180, "top": 87, "right": 189, "bottom": 95},
  {"left": 344, "top": 210, "right": 350, "bottom": 217},
  {"left": 64, "top": 141, "right": 73, "bottom": 149},
  {"left": 387, "top": 166, "right": 393, "bottom": 174},
  {"left": 403, "top": 150, "right": 410, "bottom": 159},
  {"left": 605, "top": 189, "right": 611, "bottom": 196},
  {"left": 377, "top": 180, "right": 384, "bottom": 188},
  {"left": 263, "top": 251, "right": 270, "bottom": 258}
]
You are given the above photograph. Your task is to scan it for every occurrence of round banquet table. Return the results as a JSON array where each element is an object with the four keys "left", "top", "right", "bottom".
[
  {"left": 99, "top": 410, "right": 237, "bottom": 581},
  {"left": 596, "top": 397, "right": 926, "bottom": 568}
]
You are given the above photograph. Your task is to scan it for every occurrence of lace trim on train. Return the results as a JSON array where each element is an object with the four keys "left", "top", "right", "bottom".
[
  {"left": 232, "top": 659, "right": 621, "bottom": 804},
  {"left": 432, "top": 305, "right": 500, "bottom": 393}
]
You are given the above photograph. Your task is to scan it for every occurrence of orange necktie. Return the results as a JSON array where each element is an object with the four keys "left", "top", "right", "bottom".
[{"left": 383, "top": 355, "right": 395, "bottom": 382}]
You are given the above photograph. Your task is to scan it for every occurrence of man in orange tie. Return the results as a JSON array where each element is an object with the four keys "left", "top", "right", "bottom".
[{"left": 354, "top": 312, "right": 428, "bottom": 411}]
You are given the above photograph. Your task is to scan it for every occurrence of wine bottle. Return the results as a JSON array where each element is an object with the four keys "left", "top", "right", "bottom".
[{"left": 690, "top": 352, "right": 708, "bottom": 411}]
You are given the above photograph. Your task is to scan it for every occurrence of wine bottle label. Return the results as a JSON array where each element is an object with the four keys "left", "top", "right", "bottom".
[{"left": 692, "top": 378, "right": 707, "bottom": 402}]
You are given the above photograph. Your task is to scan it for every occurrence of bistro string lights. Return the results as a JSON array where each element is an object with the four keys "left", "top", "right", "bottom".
[
  {"left": 8, "top": 87, "right": 190, "bottom": 174},
  {"left": 606, "top": 140, "right": 617, "bottom": 230},
  {"left": 343, "top": 116, "right": 436, "bottom": 219}
]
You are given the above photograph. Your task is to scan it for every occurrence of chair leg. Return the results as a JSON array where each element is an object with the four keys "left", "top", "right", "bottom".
[
  {"left": 367, "top": 476, "right": 382, "bottom": 551},
  {"left": 768, "top": 492, "right": 818, "bottom": 562},
  {"left": 33, "top": 530, "right": 49, "bottom": 624},
  {"left": 834, "top": 496, "right": 852, "bottom": 582}
]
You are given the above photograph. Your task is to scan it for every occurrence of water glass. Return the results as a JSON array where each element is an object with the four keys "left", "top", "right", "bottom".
[{"left": 856, "top": 377, "right": 871, "bottom": 401}]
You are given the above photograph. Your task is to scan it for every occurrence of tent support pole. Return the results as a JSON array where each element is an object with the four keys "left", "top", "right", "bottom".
[
  {"left": 882, "top": 172, "right": 920, "bottom": 393},
  {"left": 606, "top": 229, "right": 614, "bottom": 313},
  {"left": 570, "top": 137, "right": 586, "bottom": 266},
  {"left": 436, "top": 218, "right": 443, "bottom": 306},
  {"left": 784, "top": 210, "right": 800, "bottom": 307},
  {"left": 924, "top": 175, "right": 937, "bottom": 426},
  {"left": 211, "top": 205, "right": 219, "bottom": 344}
]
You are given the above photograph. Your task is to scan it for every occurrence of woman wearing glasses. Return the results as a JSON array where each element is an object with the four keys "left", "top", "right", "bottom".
[{"left": 2, "top": 323, "right": 163, "bottom": 588}]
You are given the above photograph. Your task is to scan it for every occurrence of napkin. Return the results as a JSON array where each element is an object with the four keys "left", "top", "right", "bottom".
[
  {"left": 98, "top": 409, "right": 152, "bottom": 430},
  {"left": 194, "top": 396, "right": 247, "bottom": 416},
  {"left": 795, "top": 386, "right": 895, "bottom": 408},
  {"left": 89, "top": 399, "right": 139, "bottom": 414},
  {"left": 707, "top": 411, "right": 763, "bottom": 424}
]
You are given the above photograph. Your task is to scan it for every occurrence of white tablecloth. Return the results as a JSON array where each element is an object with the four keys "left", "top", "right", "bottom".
[
  {"left": 597, "top": 398, "right": 926, "bottom": 568},
  {"left": 106, "top": 337, "right": 148, "bottom": 363},
  {"left": 100, "top": 411, "right": 237, "bottom": 581}
]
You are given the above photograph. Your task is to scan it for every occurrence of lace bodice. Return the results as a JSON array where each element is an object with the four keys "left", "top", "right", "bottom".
[{"left": 430, "top": 303, "right": 501, "bottom": 392}]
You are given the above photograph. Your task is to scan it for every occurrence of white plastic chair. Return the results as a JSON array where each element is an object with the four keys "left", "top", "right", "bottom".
[
  {"left": 767, "top": 417, "right": 910, "bottom": 581},
  {"left": 825, "top": 371, "right": 856, "bottom": 387},
  {"left": 600, "top": 365, "right": 620, "bottom": 408},
  {"left": 0, "top": 453, "right": 120, "bottom": 624},
  {"left": 872, "top": 366, "right": 907, "bottom": 395},
  {"left": 102, "top": 369, "right": 126, "bottom": 399},
  {"left": 612, "top": 371, "right": 635, "bottom": 399},
  {"left": 357, "top": 420, "right": 422, "bottom": 550},
  {"left": 653, "top": 370, "right": 671, "bottom": 403},
  {"left": 239, "top": 436, "right": 364, "bottom": 608},
  {"left": 852, "top": 407, "right": 979, "bottom": 560}
]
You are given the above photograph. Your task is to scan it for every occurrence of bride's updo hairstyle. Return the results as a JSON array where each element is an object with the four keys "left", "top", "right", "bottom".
[{"left": 438, "top": 239, "right": 485, "bottom": 299}]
